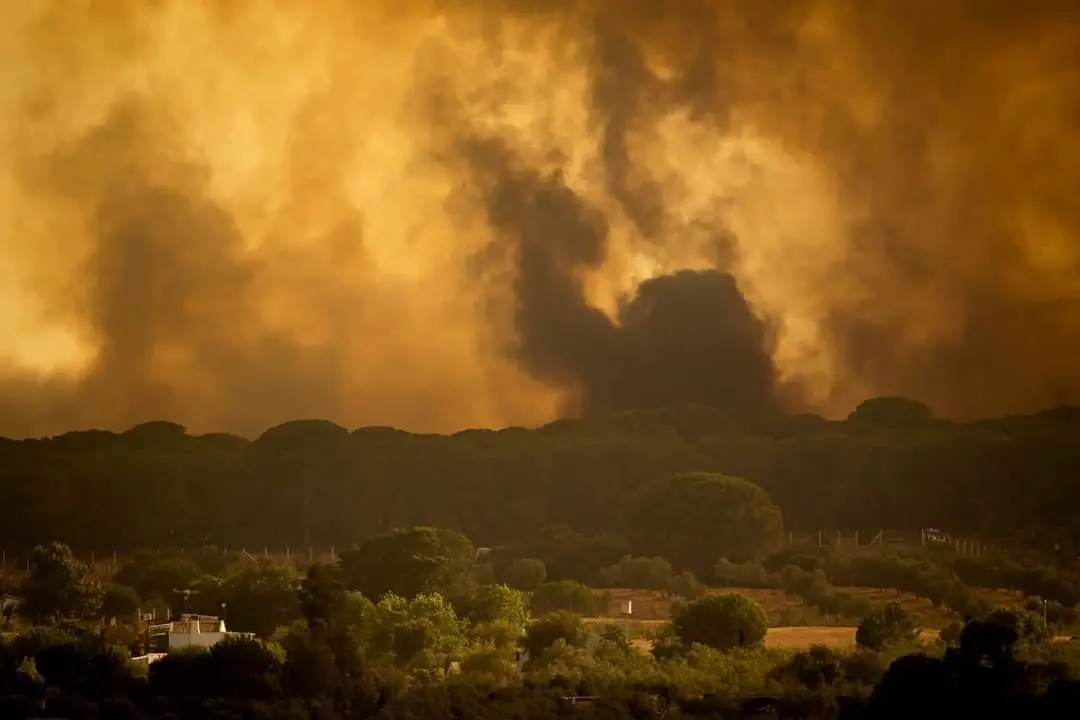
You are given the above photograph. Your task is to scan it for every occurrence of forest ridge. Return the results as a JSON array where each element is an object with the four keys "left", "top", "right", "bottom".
[{"left": 1, "top": 396, "right": 1078, "bottom": 554}]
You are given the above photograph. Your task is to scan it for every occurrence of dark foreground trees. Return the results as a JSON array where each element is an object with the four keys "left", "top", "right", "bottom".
[{"left": 1, "top": 400, "right": 1079, "bottom": 554}]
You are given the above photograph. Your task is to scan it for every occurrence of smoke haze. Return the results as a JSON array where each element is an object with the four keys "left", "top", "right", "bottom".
[{"left": 1, "top": 0, "right": 1078, "bottom": 436}]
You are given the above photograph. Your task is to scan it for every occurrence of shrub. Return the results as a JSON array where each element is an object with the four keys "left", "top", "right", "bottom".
[
  {"left": 987, "top": 609, "right": 1050, "bottom": 647},
  {"left": 597, "top": 556, "right": 673, "bottom": 591},
  {"left": 100, "top": 583, "right": 141, "bottom": 621},
  {"left": 939, "top": 620, "right": 964, "bottom": 647},
  {"left": 521, "top": 611, "right": 588, "bottom": 658},
  {"left": 855, "top": 602, "right": 919, "bottom": 650},
  {"left": 503, "top": 558, "right": 547, "bottom": 593},
  {"left": 714, "top": 558, "right": 771, "bottom": 588},
  {"left": 466, "top": 585, "right": 529, "bottom": 630},
  {"left": 668, "top": 571, "right": 708, "bottom": 600},
  {"left": 672, "top": 593, "right": 768, "bottom": 651},
  {"left": 530, "top": 581, "right": 599, "bottom": 616}
]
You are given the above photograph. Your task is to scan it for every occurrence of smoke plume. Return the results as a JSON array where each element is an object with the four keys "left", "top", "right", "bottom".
[{"left": 0, "top": 0, "right": 1077, "bottom": 436}]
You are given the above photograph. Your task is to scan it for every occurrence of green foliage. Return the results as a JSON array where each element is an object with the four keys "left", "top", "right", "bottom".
[
  {"left": 668, "top": 571, "right": 708, "bottom": 600},
  {"left": 113, "top": 550, "right": 203, "bottom": 607},
  {"left": 672, "top": 593, "right": 768, "bottom": 651},
  {"left": 465, "top": 584, "right": 529, "bottom": 630},
  {"left": 597, "top": 555, "right": 673, "bottom": 590},
  {"left": 217, "top": 560, "right": 300, "bottom": 637},
  {"left": 339, "top": 526, "right": 477, "bottom": 601},
  {"left": 298, "top": 562, "right": 349, "bottom": 628},
  {"left": 529, "top": 580, "right": 600, "bottom": 616},
  {"left": 20, "top": 543, "right": 101, "bottom": 622},
  {"left": 986, "top": 609, "right": 1050, "bottom": 647},
  {"left": 847, "top": 397, "right": 935, "bottom": 429},
  {"left": 509, "top": 526, "right": 627, "bottom": 583},
  {"left": 502, "top": 557, "right": 547, "bottom": 592},
  {"left": 521, "top": 611, "right": 588, "bottom": 658},
  {"left": 715, "top": 558, "right": 773, "bottom": 587},
  {"left": 856, "top": 602, "right": 919, "bottom": 650},
  {"left": 939, "top": 620, "right": 964, "bottom": 647},
  {"left": 100, "top": 583, "right": 141, "bottom": 621},
  {"left": 369, "top": 592, "right": 467, "bottom": 668},
  {"left": 629, "top": 473, "right": 785, "bottom": 573}
]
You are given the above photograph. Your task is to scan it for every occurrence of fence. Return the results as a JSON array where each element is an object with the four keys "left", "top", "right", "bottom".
[
  {"left": 0, "top": 547, "right": 344, "bottom": 579},
  {"left": 786, "top": 529, "right": 997, "bottom": 558},
  {"left": 0, "top": 533, "right": 1005, "bottom": 579}
]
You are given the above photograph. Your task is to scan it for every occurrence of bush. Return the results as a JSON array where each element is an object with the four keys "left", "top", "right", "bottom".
[
  {"left": 668, "top": 571, "right": 708, "bottom": 600},
  {"left": 465, "top": 585, "right": 529, "bottom": 630},
  {"left": 597, "top": 556, "right": 673, "bottom": 591},
  {"left": 855, "top": 602, "right": 919, "bottom": 650},
  {"left": 503, "top": 558, "right": 547, "bottom": 593},
  {"left": 939, "top": 620, "right": 964, "bottom": 647},
  {"left": 987, "top": 609, "right": 1050, "bottom": 647},
  {"left": 672, "top": 593, "right": 768, "bottom": 651},
  {"left": 100, "top": 583, "right": 141, "bottom": 621},
  {"left": 529, "top": 581, "right": 599, "bottom": 616},
  {"left": 714, "top": 558, "right": 771, "bottom": 588},
  {"left": 521, "top": 611, "right": 588, "bottom": 658}
]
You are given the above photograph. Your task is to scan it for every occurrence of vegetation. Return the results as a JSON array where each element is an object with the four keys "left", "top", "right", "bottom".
[
  {"left": 855, "top": 602, "right": 919, "bottom": 650},
  {"left": 2, "top": 402, "right": 1080, "bottom": 714},
  {"left": 2, "top": 538, "right": 1080, "bottom": 717},
  {"left": 672, "top": 594, "right": 769, "bottom": 650},
  {"left": 1, "top": 401, "right": 1079, "bottom": 556}
]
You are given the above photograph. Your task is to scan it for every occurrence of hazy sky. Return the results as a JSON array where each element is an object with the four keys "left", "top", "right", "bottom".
[{"left": 1, "top": 0, "right": 1078, "bottom": 437}]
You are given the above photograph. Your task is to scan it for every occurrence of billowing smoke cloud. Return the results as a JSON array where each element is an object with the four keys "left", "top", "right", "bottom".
[
  {"left": 462, "top": 136, "right": 779, "bottom": 421},
  {"left": 0, "top": 0, "right": 1077, "bottom": 436}
]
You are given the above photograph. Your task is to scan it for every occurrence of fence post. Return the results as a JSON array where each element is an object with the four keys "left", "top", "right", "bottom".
[{"left": 817, "top": 530, "right": 822, "bottom": 547}]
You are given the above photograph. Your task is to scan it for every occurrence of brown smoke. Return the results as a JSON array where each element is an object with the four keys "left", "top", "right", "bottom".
[{"left": 0, "top": 0, "right": 1077, "bottom": 436}]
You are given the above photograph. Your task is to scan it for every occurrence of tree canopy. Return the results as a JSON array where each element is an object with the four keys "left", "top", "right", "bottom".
[
  {"left": 628, "top": 472, "right": 785, "bottom": 572},
  {"left": 1, "top": 400, "right": 1079, "bottom": 554}
]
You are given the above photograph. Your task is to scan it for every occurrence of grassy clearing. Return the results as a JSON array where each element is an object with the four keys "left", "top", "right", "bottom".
[{"left": 595, "top": 586, "right": 1028, "bottom": 628}]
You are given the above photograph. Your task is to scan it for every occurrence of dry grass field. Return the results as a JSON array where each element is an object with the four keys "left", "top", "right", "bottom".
[
  {"left": 618, "top": 626, "right": 941, "bottom": 653},
  {"left": 596, "top": 586, "right": 1028, "bottom": 628}
]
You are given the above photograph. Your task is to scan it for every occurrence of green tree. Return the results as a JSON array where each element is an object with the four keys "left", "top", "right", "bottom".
[
  {"left": 298, "top": 563, "right": 348, "bottom": 629},
  {"left": 847, "top": 396, "right": 934, "bottom": 429},
  {"left": 369, "top": 592, "right": 467, "bottom": 668},
  {"left": 338, "top": 526, "right": 477, "bottom": 601},
  {"left": 112, "top": 550, "right": 203, "bottom": 609},
  {"left": 100, "top": 583, "right": 141, "bottom": 621},
  {"left": 598, "top": 555, "right": 673, "bottom": 590},
  {"left": 672, "top": 593, "right": 768, "bottom": 651},
  {"left": 668, "top": 571, "right": 708, "bottom": 600},
  {"left": 629, "top": 473, "right": 785, "bottom": 572},
  {"left": 219, "top": 561, "right": 300, "bottom": 638},
  {"left": 466, "top": 584, "right": 529, "bottom": 630},
  {"left": 20, "top": 542, "right": 101, "bottom": 622},
  {"left": 855, "top": 601, "right": 919, "bottom": 650},
  {"left": 986, "top": 609, "right": 1050, "bottom": 648},
  {"left": 503, "top": 558, "right": 547, "bottom": 592},
  {"left": 521, "top": 611, "right": 588, "bottom": 658},
  {"left": 530, "top": 580, "right": 599, "bottom": 616}
]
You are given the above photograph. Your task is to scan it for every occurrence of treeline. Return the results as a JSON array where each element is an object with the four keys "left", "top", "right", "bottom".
[
  {"left": 6, "top": 540, "right": 1080, "bottom": 718},
  {"left": 1, "top": 397, "right": 1079, "bottom": 553}
]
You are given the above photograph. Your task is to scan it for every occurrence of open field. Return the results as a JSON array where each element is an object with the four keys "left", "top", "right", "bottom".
[
  {"left": 617, "top": 626, "right": 937, "bottom": 653},
  {"left": 596, "top": 586, "right": 1029, "bottom": 628}
]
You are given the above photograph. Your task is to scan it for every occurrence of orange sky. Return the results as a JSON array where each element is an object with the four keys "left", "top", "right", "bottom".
[{"left": 1, "top": 0, "right": 1077, "bottom": 436}]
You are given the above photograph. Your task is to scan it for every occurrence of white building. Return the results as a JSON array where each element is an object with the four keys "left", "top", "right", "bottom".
[{"left": 147, "top": 614, "right": 250, "bottom": 652}]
